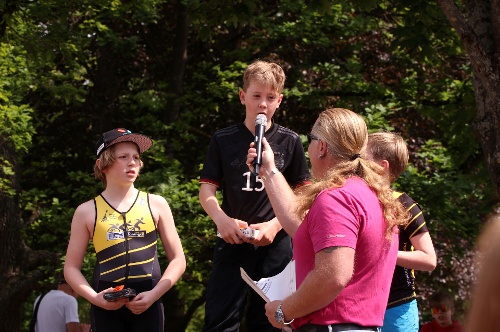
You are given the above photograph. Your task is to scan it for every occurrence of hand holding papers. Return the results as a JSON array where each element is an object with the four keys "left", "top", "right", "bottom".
[{"left": 240, "top": 260, "right": 296, "bottom": 303}]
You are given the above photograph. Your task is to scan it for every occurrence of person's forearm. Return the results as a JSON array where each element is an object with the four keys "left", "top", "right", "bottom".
[
  {"left": 199, "top": 188, "right": 227, "bottom": 225},
  {"left": 64, "top": 267, "right": 98, "bottom": 304},
  {"left": 259, "top": 168, "right": 302, "bottom": 237},
  {"left": 397, "top": 232, "right": 437, "bottom": 271},
  {"left": 396, "top": 250, "right": 437, "bottom": 271},
  {"left": 80, "top": 323, "right": 91, "bottom": 332},
  {"left": 281, "top": 266, "right": 345, "bottom": 320},
  {"left": 149, "top": 257, "right": 186, "bottom": 301},
  {"left": 66, "top": 322, "right": 81, "bottom": 332},
  {"left": 280, "top": 248, "right": 354, "bottom": 320}
]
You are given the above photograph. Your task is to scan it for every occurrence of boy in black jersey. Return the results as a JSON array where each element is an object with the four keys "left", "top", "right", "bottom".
[
  {"left": 64, "top": 128, "right": 186, "bottom": 332},
  {"left": 199, "top": 60, "right": 311, "bottom": 332},
  {"left": 367, "top": 132, "right": 437, "bottom": 332}
]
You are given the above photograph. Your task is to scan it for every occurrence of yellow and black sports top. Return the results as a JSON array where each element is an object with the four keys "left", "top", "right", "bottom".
[
  {"left": 387, "top": 191, "right": 429, "bottom": 308},
  {"left": 92, "top": 191, "right": 161, "bottom": 284}
]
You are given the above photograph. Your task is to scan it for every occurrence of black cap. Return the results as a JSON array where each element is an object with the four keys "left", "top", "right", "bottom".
[{"left": 95, "top": 128, "right": 153, "bottom": 157}]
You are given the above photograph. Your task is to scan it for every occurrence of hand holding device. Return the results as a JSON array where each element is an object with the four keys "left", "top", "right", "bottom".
[
  {"left": 103, "top": 285, "right": 137, "bottom": 301},
  {"left": 217, "top": 227, "right": 260, "bottom": 239},
  {"left": 253, "top": 114, "right": 267, "bottom": 176}
]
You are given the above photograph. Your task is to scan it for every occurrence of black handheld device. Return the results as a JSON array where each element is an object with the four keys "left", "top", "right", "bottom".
[{"left": 103, "top": 288, "right": 136, "bottom": 301}]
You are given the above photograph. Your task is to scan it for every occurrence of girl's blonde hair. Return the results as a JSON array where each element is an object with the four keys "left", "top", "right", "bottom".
[
  {"left": 297, "top": 108, "right": 408, "bottom": 239},
  {"left": 93, "top": 145, "right": 144, "bottom": 187}
]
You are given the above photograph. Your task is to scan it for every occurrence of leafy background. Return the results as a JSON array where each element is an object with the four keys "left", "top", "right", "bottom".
[{"left": 0, "top": 0, "right": 496, "bottom": 330}]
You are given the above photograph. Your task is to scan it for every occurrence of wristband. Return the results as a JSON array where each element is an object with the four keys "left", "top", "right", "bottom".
[{"left": 260, "top": 168, "right": 279, "bottom": 183}]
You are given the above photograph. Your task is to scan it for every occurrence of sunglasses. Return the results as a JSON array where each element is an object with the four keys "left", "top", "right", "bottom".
[
  {"left": 307, "top": 133, "right": 320, "bottom": 144},
  {"left": 431, "top": 305, "right": 450, "bottom": 315}
]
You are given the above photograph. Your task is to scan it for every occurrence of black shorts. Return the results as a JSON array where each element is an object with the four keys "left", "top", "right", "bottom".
[
  {"left": 203, "top": 229, "right": 292, "bottom": 332},
  {"left": 91, "top": 279, "right": 164, "bottom": 332}
]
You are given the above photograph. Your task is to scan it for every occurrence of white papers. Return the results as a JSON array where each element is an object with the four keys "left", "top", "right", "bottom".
[{"left": 240, "top": 260, "right": 296, "bottom": 303}]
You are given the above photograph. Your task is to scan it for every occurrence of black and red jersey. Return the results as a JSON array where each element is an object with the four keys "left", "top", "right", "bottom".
[{"left": 200, "top": 121, "right": 311, "bottom": 225}]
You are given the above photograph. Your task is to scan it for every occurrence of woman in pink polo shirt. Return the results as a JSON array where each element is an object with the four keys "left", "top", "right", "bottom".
[{"left": 247, "top": 108, "right": 408, "bottom": 332}]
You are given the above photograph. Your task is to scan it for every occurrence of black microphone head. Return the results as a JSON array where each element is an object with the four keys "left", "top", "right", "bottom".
[{"left": 255, "top": 114, "right": 267, "bottom": 126}]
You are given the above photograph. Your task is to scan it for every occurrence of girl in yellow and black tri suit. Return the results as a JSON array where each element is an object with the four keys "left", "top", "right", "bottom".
[
  {"left": 91, "top": 191, "right": 165, "bottom": 331},
  {"left": 64, "top": 128, "right": 186, "bottom": 332}
]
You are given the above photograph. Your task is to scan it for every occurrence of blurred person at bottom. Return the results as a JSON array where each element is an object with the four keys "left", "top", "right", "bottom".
[
  {"left": 465, "top": 212, "right": 500, "bottom": 332},
  {"left": 247, "top": 108, "right": 408, "bottom": 332},
  {"left": 420, "top": 291, "right": 463, "bottom": 332}
]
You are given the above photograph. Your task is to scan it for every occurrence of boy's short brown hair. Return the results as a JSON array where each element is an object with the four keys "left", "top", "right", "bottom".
[
  {"left": 429, "top": 291, "right": 454, "bottom": 309},
  {"left": 242, "top": 60, "right": 286, "bottom": 93}
]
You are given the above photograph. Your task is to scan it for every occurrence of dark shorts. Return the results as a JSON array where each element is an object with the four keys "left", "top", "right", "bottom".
[
  {"left": 91, "top": 279, "right": 164, "bottom": 332},
  {"left": 202, "top": 229, "right": 292, "bottom": 332}
]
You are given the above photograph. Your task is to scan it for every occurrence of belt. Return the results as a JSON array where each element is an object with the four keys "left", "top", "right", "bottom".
[{"left": 295, "top": 323, "right": 380, "bottom": 332}]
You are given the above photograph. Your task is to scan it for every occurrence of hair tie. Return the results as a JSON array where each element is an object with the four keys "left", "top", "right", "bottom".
[{"left": 350, "top": 153, "right": 361, "bottom": 161}]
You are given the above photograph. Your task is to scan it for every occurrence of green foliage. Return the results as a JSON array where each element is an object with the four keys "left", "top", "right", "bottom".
[
  {"left": 0, "top": 41, "right": 35, "bottom": 199},
  {"left": 1, "top": 0, "right": 497, "bottom": 330},
  {"left": 0, "top": 104, "right": 33, "bottom": 152},
  {"left": 0, "top": 42, "right": 34, "bottom": 153},
  {"left": 0, "top": 159, "right": 15, "bottom": 196},
  {"left": 398, "top": 140, "right": 489, "bottom": 240},
  {"left": 364, "top": 103, "right": 396, "bottom": 132}
]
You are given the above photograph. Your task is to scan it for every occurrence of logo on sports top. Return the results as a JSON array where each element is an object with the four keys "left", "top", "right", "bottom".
[
  {"left": 101, "top": 210, "right": 119, "bottom": 223},
  {"left": 127, "top": 218, "right": 146, "bottom": 238},
  {"left": 106, "top": 223, "right": 125, "bottom": 240},
  {"left": 106, "top": 218, "right": 146, "bottom": 240},
  {"left": 101, "top": 210, "right": 108, "bottom": 222}
]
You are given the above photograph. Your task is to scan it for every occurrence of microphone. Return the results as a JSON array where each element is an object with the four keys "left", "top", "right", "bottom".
[{"left": 253, "top": 114, "right": 267, "bottom": 176}]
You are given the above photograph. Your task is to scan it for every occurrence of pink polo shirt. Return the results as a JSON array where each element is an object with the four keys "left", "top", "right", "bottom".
[{"left": 292, "top": 177, "right": 398, "bottom": 329}]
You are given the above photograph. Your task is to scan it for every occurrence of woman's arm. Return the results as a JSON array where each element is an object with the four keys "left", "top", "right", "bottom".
[
  {"left": 265, "top": 246, "right": 355, "bottom": 328},
  {"left": 247, "top": 137, "right": 302, "bottom": 237}
]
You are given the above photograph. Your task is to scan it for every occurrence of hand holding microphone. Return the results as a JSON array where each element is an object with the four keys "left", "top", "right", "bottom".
[
  {"left": 253, "top": 114, "right": 267, "bottom": 176},
  {"left": 248, "top": 117, "right": 276, "bottom": 177}
]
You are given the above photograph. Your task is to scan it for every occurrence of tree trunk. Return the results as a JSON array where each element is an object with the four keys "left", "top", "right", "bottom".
[
  {"left": 437, "top": 0, "right": 500, "bottom": 197},
  {"left": 0, "top": 141, "right": 55, "bottom": 331},
  {"left": 165, "top": 0, "right": 188, "bottom": 125}
]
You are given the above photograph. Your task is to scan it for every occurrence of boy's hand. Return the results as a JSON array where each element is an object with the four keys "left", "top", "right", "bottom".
[
  {"left": 216, "top": 217, "right": 249, "bottom": 244},
  {"left": 245, "top": 219, "right": 281, "bottom": 246}
]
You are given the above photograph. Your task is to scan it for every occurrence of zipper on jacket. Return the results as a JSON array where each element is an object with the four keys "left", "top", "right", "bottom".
[{"left": 121, "top": 212, "right": 130, "bottom": 282}]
